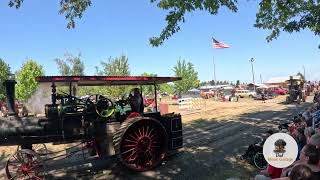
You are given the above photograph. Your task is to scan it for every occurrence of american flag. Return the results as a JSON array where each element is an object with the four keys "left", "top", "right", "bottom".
[{"left": 212, "top": 38, "right": 230, "bottom": 49}]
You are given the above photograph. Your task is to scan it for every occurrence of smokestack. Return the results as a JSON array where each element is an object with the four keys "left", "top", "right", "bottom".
[{"left": 3, "top": 74, "right": 17, "bottom": 116}]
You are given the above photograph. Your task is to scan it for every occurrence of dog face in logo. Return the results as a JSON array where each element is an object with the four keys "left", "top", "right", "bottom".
[{"left": 274, "top": 139, "right": 286, "bottom": 157}]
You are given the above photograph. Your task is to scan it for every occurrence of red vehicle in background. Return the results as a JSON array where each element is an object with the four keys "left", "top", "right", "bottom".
[
  {"left": 275, "top": 88, "right": 286, "bottom": 95},
  {"left": 144, "top": 97, "right": 155, "bottom": 107}
]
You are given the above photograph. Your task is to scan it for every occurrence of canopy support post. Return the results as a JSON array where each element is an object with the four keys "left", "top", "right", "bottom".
[{"left": 154, "top": 82, "right": 158, "bottom": 112}]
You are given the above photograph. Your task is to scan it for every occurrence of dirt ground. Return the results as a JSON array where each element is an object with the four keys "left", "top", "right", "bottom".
[{"left": 0, "top": 96, "right": 312, "bottom": 180}]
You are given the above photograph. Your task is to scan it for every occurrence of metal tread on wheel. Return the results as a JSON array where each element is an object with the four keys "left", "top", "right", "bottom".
[{"left": 113, "top": 117, "right": 168, "bottom": 171}]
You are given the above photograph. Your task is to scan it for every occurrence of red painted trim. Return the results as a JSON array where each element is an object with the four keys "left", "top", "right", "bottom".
[{"left": 36, "top": 76, "right": 181, "bottom": 84}]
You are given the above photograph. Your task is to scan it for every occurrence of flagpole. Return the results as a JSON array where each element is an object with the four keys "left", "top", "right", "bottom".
[{"left": 213, "top": 56, "right": 216, "bottom": 85}]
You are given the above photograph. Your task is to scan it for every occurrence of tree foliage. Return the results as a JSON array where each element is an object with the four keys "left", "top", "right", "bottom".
[
  {"left": 296, "top": 72, "right": 305, "bottom": 81},
  {"left": 9, "top": 0, "right": 91, "bottom": 29},
  {"left": 0, "top": 59, "right": 11, "bottom": 100},
  {"left": 55, "top": 53, "right": 85, "bottom": 76},
  {"left": 6, "top": 0, "right": 238, "bottom": 47},
  {"left": 200, "top": 80, "right": 233, "bottom": 86},
  {"left": 159, "top": 83, "right": 175, "bottom": 95},
  {"left": 149, "top": 0, "right": 237, "bottom": 47},
  {"left": 236, "top": 80, "right": 240, "bottom": 87},
  {"left": 8, "top": 0, "right": 319, "bottom": 47},
  {"left": 173, "top": 59, "right": 199, "bottom": 96},
  {"left": 255, "top": 1, "right": 320, "bottom": 43},
  {"left": 96, "top": 55, "right": 130, "bottom": 98},
  {"left": 16, "top": 60, "right": 45, "bottom": 101},
  {"left": 99, "top": 55, "right": 130, "bottom": 76},
  {"left": 141, "top": 72, "right": 157, "bottom": 96}
]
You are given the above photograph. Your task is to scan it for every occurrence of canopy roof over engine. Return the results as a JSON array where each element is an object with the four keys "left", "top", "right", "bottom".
[{"left": 36, "top": 76, "right": 181, "bottom": 86}]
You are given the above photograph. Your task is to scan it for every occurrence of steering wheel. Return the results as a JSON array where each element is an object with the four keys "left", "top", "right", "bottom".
[{"left": 95, "top": 96, "right": 115, "bottom": 118}]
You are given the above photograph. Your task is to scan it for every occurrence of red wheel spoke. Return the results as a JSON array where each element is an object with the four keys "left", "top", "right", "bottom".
[
  {"left": 118, "top": 119, "right": 168, "bottom": 171},
  {"left": 149, "top": 133, "right": 157, "bottom": 140},
  {"left": 146, "top": 127, "right": 155, "bottom": 137},
  {"left": 133, "top": 131, "right": 140, "bottom": 139},
  {"left": 145, "top": 151, "right": 153, "bottom": 163},
  {"left": 124, "top": 150, "right": 137, "bottom": 162},
  {"left": 124, "top": 139, "right": 137, "bottom": 144},
  {"left": 138, "top": 127, "right": 143, "bottom": 137},
  {"left": 145, "top": 126, "right": 149, "bottom": 138},
  {"left": 121, "top": 147, "right": 136, "bottom": 155},
  {"left": 123, "top": 144, "right": 137, "bottom": 147},
  {"left": 128, "top": 134, "right": 138, "bottom": 141}
]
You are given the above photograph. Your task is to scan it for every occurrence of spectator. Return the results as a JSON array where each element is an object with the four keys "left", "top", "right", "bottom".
[
  {"left": 304, "top": 127, "right": 316, "bottom": 144},
  {"left": 309, "top": 133, "right": 320, "bottom": 149},
  {"left": 273, "top": 164, "right": 314, "bottom": 180},
  {"left": 303, "top": 108, "right": 313, "bottom": 127},
  {"left": 296, "top": 127, "right": 307, "bottom": 159},
  {"left": 281, "top": 144, "right": 320, "bottom": 178},
  {"left": 289, "top": 164, "right": 315, "bottom": 180}
]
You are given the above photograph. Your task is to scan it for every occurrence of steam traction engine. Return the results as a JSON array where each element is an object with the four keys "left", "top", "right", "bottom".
[{"left": 0, "top": 76, "right": 183, "bottom": 179}]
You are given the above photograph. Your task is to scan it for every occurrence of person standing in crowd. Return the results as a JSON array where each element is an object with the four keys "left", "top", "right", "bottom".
[
  {"left": 305, "top": 127, "right": 316, "bottom": 144},
  {"left": 296, "top": 127, "right": 307, "bottom": 159},
  {"left": 281, "top": 144, "right": 320, "bottom": 178},
  {"left": 273, "top": 164, "right": 315, "bottom": 180},
  {"left": 309, "top": 133, "right": 320, "bottom": 149}
]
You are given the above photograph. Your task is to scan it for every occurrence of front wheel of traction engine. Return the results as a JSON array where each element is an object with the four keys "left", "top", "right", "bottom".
[
  {"left": 113, "top": 117, "right": 168, "bottom": 171},
  {"left": 6, "top": 149, "right": 46, "bottom": 180}
]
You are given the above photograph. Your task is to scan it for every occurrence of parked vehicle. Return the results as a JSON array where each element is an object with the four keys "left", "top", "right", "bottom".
[
  {"left": 222, "top": 90, "right": 239, "bottom": 102},
  {"left": 200, "top": 89, "right": 215, "bottom": 99},
  {"left": 235, "top": 90, "right": 256, "bottom": 98},
  {"left": 253, "top": 93, "right": 274, "bottom": 100},
  {"left": 274, "top": 88, "right": 286, "bottom": 95}
]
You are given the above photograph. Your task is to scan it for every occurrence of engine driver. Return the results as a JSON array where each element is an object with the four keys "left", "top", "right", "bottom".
[{"left": 128, "top": 88, "right": 144, "bottom": 113}]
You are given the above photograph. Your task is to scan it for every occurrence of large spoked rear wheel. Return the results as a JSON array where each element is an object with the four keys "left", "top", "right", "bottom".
[
  {"left": 6, "top": 149, "right": 46, "bottom": 180},
  {"left": 113, "top": 117, "right": 168, "bottom": 171}
]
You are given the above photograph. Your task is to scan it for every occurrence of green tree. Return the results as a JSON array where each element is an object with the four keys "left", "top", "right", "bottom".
[
  {"left": 141, "top": 72, "right": 157, "bottom": 96},
  {"left": 255, "top": 1, "right": 320, "bottom": 44},
  {"left": 236, "top": 80, "right": 240, "bottom": 87},
  {"left": 173, "top": 59, "right": 199, "bottom": 96},
  {"left": 55, "top": 53, "right": 85, "bottom": 76},
  {"left": 55, "top": 53, "right": 87, "bottom": 96},
  {"left": 160, "top": 83, "right": 175, "bottom": 95},
  {"left": 297, "top": 72, "right": 305, "bottom": 81},
  {"left": 100, "top": 55, "right": 130, "bottom": 76},
  {"left": 0, "top": 59, "right": 11, "bottom": 100},
  {"left": 96, "top": 55, "right": 130, "bottom": 98},
  {"left": 16, "top": 60, "right": 45, "bottom": 100}
]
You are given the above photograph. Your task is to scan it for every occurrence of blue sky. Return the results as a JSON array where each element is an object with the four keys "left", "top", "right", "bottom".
[{"left": 0, "top": 0, "right": 319, "bottom": 83}]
